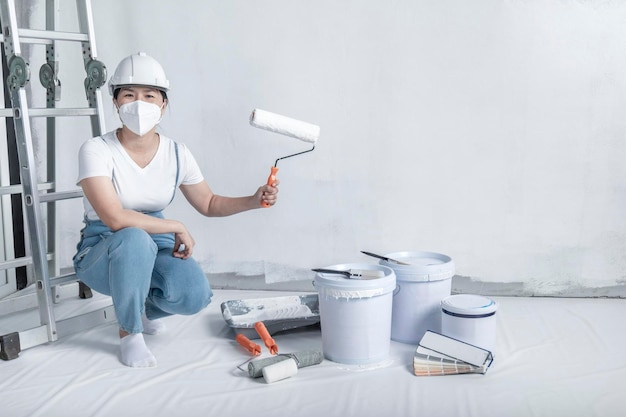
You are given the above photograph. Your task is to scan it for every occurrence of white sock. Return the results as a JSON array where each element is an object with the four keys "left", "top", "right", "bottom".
[
  {"left": 119, "top": 333, "right": 157, "bottom": 368},
  {"left": 142, "top": 312, "right": 166, "bottom": 335}
]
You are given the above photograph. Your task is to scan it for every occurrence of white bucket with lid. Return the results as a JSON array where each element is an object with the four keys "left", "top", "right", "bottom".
[
  {"left": 314, "top": 263, "right": 396, "bottom": 365},
  {"left": 380, "top": 251, "right": 454, "bottom": 344},
  {"left": 441, "top": 294, "right": 498, "bottom": 355}
]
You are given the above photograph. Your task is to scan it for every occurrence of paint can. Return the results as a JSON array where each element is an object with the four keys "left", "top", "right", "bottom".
[
  {"left": 441, "top": 294, "right": 498, "bottom": 355},
  {"left": 380, "top": 251, "right": 454, "bottom": 344},
  {"left": 314, "top": 264, "right": 396, "bottom": 365}
]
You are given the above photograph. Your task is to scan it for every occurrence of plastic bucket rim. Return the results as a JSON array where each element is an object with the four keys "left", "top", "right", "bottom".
[
  {"left": 314, "top": 263, "right": 396, "bottom": 294},
  {"left": 380, "top": 250, "right": 455, "bottom": 282},
  {"left": 441, "top": 294, "right": 498, "bottom": 316}
]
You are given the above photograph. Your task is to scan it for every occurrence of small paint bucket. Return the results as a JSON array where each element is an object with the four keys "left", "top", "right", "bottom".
[
  {"left": 314, "top": 264, "right": 396, "bottom": 365},
  {"left": 380, "top": 251, "right": 454, "bottom": 344},
  {"left": 441, "top": 294, "right": 498, "bottom": 355}
]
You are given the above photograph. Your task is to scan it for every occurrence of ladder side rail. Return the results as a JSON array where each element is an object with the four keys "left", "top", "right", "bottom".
[
  {"left": 0, "top": 0, "right": 57, "bottom": 342},
  {"left": 0, "top": 96, "right": 16, "bottom": 298},
  {"left": 77, "top": 0, "right": 106, "bottom": 137},
  {"left": 44, "top": 0, "right": 60, "bottom": 278}
]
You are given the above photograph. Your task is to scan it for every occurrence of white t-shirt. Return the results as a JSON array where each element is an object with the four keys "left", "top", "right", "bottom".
[{"left": 77, "top": 130, "right": 204, "bottom": 220}]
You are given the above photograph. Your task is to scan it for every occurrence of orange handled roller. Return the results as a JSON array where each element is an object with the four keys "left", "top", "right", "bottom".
[
  {"left": 254, "top": 321, "right": 278, "bottom": 355},
  {"left": 250, "top": 109, "right": 320, "bottom": 209},
  {"left": 235, "top": 333, "right": 262, "bottom": 356},
  {"left": 262, "top": 166, "right": 280, "bottom": 208}
]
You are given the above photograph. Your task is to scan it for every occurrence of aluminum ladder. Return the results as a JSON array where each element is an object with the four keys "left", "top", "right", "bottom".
[{"left": 0, "top": 0, "right": 116, "bottom": 360}]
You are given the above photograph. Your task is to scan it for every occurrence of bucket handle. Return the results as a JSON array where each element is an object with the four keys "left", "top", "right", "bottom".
[{"left": 393, "top": 284, "right": 401, "bottom": 296}]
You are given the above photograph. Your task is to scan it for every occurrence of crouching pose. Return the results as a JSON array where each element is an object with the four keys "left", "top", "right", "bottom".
[{"left": 73, "top": 52, "right": 278, "bottom": 367}]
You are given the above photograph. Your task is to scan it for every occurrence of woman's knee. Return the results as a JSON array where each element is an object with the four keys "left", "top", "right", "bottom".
[
  {"left": 151, "top": 253, "right": 212, "bottom": 315},
  {"left": 112, "top": 227, "right": 156, "bottom": 251},
  {"left": 182, "top": 278, "right": 213, "bottom": 314},
  {"left": 108, "top": 228, "right": 157, "bottom": 262}
]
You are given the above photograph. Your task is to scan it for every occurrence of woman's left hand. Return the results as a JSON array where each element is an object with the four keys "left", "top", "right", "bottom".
[{"left": 173, "top": 223, "right": 195, "bottom": 259}]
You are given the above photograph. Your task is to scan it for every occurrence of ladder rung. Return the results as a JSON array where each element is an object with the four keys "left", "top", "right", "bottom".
[
  {"left": 0, "top": 29, "right": 89, "bottom": 45},
  {"left": 0, "top": 252, "right": 53, "bottom": 272},
  {"left": 39, "top": 190, "right": 83, "bottom": 203},
  {"left": 0, "top": 187, "right": 82, "bottom": 201},
  {"left": 0, "top": 256, "right": 33, "bottom": 270},
  {"left": 0, "top": 182, "right": 54, "bottom": 197},
  {"left": 0, "top": 107, "right": 98, "bottom": 118}
]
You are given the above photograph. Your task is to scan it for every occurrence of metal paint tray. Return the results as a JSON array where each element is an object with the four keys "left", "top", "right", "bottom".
[{"left": 220, "top": 294, "right": 320, "bottom": 339}]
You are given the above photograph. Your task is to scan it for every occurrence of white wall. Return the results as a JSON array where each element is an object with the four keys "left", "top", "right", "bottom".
[{"left": 48, "top": 0, "right": 626, "bottom": 296}]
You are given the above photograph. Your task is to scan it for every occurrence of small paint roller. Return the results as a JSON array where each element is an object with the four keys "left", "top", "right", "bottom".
[
  {"left": 262, "top": 358, "right": 298, "bottom": 383},
  {"left": 254, "top": 321, "right": 278, "bottom": 355},
  {"left": 249, "top": 109, "right": 320, "bottom": 208},
  {"left": 248, "top": 349, "right": 324, "bottom": 378}
]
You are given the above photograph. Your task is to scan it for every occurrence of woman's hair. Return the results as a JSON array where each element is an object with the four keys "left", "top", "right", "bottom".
[{"left": 113, "top": 87, "right": 168, "bottom": 102}]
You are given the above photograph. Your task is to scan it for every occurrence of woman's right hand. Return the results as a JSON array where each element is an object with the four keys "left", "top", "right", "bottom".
[{"left": 173, "top": 225, "right": 195, "bottom": 259}]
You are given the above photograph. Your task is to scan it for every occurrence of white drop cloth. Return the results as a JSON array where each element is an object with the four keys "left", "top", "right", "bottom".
[{"left": 0, "top": 290, "right": 624, "bottom": 417}]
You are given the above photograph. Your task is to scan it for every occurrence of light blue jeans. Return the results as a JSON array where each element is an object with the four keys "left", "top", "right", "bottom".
[{"left": 73, "top": 211, "right": 213, "bottom": 334}]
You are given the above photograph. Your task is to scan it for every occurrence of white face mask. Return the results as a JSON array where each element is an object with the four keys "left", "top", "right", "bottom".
[{"left": 118, "top": 100, "right": 164, "bottom": 136}]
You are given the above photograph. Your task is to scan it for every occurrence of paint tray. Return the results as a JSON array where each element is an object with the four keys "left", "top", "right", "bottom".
[{"left": 220, "top": 294, "right": 320, "bottom": 339}]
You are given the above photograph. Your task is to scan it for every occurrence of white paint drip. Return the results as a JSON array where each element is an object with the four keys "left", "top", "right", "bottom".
[
  {"left": 318, "top": 287, "right": 386, "bottom": 300},
  {"left": 229, "top": 304, "right": 315, "bottom": 326},
  {"left": 224, "top": 295, "right": 318, "bottom": 326}
]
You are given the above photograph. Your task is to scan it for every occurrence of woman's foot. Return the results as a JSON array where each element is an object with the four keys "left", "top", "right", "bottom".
[
  {"left": 119, "top": 333, "right": 157, "bottom": 368},
  {"left": 141, "top": 313, "right": 166, "bottom": 335}
]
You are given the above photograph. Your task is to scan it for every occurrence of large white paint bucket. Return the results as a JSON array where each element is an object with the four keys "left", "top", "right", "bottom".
[
  {"left": 380, "top": 251, "right": 455, "bottom": 344},
  {"left": 314, "top": 263, "right": 396, "bottom": 365},
  {"left": 441, "top": 294, "right": 498, "bottom": 355}
]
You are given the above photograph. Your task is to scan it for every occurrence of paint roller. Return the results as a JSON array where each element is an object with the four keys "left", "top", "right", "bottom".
[
  {"left": 248, "top": 349, "right": 324, "bottom": 383},
  {"left": 249, "top": 109, "right": 320, "bottom": 208}
]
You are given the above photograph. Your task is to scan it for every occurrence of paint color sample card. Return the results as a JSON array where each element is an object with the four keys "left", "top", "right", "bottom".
[{"left": 413, "top": 331, "right": 493, "bottom": 376}]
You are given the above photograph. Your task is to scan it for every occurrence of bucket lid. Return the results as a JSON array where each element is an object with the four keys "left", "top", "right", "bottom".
[
  {"left": 380, "top": 251, "right": 454, "bottom": 282},
  {"left": 314, "top": 263, "right": 396, "bottom": 299},
  {"left": 441, "top": 294, "right": 497, "bottom": 316}
]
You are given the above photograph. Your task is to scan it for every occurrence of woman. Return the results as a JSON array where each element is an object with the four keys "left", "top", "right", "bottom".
[{"left": 73, "top": 52, "right": 278, "bottom": 368}]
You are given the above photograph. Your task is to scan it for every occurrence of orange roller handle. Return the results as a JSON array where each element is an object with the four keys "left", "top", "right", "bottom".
[
  {"left": 235, "top": 333, "right": 261, "bottom": 356},
  {"left": 254, "top": 321, "right": 278, "bottom": 355},
  {"left": 262, "top": 166, "right": 279, "bottom": 208}
]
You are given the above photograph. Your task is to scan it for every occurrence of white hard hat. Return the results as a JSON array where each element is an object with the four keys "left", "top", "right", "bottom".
[{"left": 108, "top": 52, "right": 170, "bottom": 95}]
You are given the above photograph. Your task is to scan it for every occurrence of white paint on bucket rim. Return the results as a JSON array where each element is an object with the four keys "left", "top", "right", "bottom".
[{"left": 313, "top": 264, "right": 396, "bottom": 299}]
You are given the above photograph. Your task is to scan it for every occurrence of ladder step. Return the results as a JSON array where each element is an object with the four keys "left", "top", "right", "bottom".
[
  {"left": 0, "top": 28, "right": 89, "bottom": 45},
  {"left": 0, "top": 183, "right": 52, "bottom": 197},
  {"left": 0, "top": 184, "right": 81, "bottom": 199},
  {"left": 0, "top": 107, "right": 98, "bottom": 118},
  {"left": 39, "top": 190, "right": 83, "bottom": 203},
  {"left": 0, "top": 253, "right": 52, "bottom": 272}
]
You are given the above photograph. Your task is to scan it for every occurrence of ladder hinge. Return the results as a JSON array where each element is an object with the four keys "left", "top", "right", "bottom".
[
  {"left": 6, "top": 55, "right": 30, "bottom": 91},
  {"left": 39, "top": 63, "right": 61, "bottom": 102},
  {"left": 84, "top": 58, "right": 107, "bottom": 96}
]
